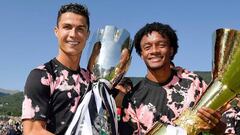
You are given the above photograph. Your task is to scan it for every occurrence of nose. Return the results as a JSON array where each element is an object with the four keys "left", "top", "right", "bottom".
[
  {"left": 150, "top": 44, "right": 158, "bottom": 54},
  {"left": 69, "top": 29, "right": 77, "bottom": 37}
]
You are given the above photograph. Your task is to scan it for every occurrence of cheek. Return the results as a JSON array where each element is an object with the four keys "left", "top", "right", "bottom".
[
  {"left": 58, "top": 33, "right": 67, "bottom": 41},
  {"left": 141, "top": 55, "right": 149, "bottom": 64},
  {"left": 140, "top": 50, "right": 148, "bottom": 58},
  {"left": 162, "top": 48, "right": 171, "bottom": 56},
  {"left": 140, "top": 53, "right": 146, "bottom": 61}
]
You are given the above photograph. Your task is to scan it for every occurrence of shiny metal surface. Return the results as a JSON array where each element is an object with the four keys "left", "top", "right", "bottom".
[
  {"left": 146, "top": 122, "right": 166, "bottom": 135},
  {"left": 175, "top": 28, "right": 240, "bottom": 135},
  {"left": 195, "top": 28, "right": 240, "bottom": 110},
  {"left": 213, "top": 29, "right": 240, "bottom": 81},
  {"left": 87, "top": 25, "right": 132, "bottom": 87}
]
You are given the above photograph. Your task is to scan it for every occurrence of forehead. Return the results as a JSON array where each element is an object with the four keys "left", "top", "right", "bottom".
[
  {"left": 141, "top": 31, "right": 169, "bottom": 43},
  {"left": 58, "top": 12, "right": 88, "bottom": 26}
]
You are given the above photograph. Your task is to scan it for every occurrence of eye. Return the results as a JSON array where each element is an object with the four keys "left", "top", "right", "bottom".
[
  {"left": 62, "top": 24, "right": 72, "bottom": 30},
  {"left": 76, "top": 26, "right": 87, "bottom": 33},
  {"left": 157, "top": 42, "right": 169, "bottom": 48},
  {"left": 143, "top": 44, "right": 151, "bottom": 51}
]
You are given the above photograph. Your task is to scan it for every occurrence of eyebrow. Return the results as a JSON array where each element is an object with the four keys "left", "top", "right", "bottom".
[
  {"left": 77, "top": 24, "right": 89, "bottom": 31},
  {"left": 77, "top": 24, "right": 88, "bottom": 28},
  {"left": 142, "top": 40, "right": 169, "bottom": 45}
]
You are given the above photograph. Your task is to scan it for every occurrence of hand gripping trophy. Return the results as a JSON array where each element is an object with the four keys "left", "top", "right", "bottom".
[
  {"left": 65, "top": 25, "right": 132, "bottom": 135},
  {"left": 146, "top": 28, "right": 240, "bottom": 135}
]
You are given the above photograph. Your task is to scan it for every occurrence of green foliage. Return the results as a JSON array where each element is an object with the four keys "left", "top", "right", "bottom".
[
  {"left": 194, "top": 71, "right": 212, "bottom": 84},
  {"left": 0, "top": 92, "right": 9, "bottom": 96},
  {"left": 0, "top": 92, "right": 24, "bottom": 116}
]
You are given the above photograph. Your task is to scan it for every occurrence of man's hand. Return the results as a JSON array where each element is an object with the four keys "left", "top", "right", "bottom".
[
  {"left": 197, "top": 107, "right": 227, "bottom": 135},
  {"left": 197, "top": 107, "right": 221, "bottom": 130}
]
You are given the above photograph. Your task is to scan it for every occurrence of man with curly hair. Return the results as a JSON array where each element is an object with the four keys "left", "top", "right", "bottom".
[{"left": 120, "top": 22, "right": 223, "bottom": 135}]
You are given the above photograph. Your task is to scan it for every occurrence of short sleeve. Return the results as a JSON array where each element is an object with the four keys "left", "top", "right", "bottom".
[{"left": 22, "top": 68, "right": 51, "bottom": 121}]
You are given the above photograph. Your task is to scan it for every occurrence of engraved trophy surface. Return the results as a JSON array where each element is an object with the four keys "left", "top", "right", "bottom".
[{"left": 87, "top": 25, "right": 132, "bottom": 87}]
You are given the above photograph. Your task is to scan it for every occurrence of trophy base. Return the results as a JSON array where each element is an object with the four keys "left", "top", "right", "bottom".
[{"left": 174, "top": 109, "right": 208, "bottom": 135}]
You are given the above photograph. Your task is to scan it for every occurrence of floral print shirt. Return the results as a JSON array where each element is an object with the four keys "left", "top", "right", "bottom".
[
  {"left": 121, "top": 68, "right": 207, "bottom": 135},
  {"left": 22, "top": 58, "right": 93, "bottom": 135}
]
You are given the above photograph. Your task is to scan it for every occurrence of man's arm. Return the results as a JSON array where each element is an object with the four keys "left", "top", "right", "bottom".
[
  {"left": 22, "top": 68, "right": 52, "bottom": 135},
  {"left": 23, "top": 119, "right": 54, "bottom": 135}
]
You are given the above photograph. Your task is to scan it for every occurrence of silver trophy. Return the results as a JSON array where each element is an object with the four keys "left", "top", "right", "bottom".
[
  {"left": 88, "top": 25, "right": 132, "bottom": 87},
  {"left": 65, "top": 25, "right": 132, "bottom": 135}
]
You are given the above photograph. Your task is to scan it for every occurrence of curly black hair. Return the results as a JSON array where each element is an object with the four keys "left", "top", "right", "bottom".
[
  {"left": 57, "top": 3, "right": 90, "bottom": 31},
  {"left": 134, "top": 22, "right": 178, "bottom": 60}
]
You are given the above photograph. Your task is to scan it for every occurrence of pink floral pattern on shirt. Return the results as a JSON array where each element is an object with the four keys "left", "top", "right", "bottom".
[
  {"left": 122, "top": 67, "right": 207, "bottom": 134},
  {"left": 21, "top": 58, "right": 93, "bottom": 134}
]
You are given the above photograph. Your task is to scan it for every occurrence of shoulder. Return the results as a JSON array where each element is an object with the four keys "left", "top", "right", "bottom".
[
  {"left": 127, "top": 78, "right": 153, "bottom": 97},
  {"left": 24, "top": 64, "right": 52, "bottom": 105},
  {"left": 80, "top": 68, "right": 95, "bottom": 82},
  {"left": 27, "top": 65, "right": 49, "bottom": 81},
  {"left": 122, "top": 79, "right": 144, "bottom": 100},
  {"left": 132, "top": 78, "right": 147, "bottom": 91},
  {"left": 175, "top": 66, "right": 205, "bottom": 82},
  {"left": 25, "top": 64, "right": 52, "bottom": 90},
  {"left": 174, "top": 66, "right": 208, "bottom": 89}
]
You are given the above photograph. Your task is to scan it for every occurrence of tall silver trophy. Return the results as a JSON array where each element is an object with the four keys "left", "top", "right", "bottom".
[
  {"left": 65, "top": 25, "right": 132, "bottom": 135},
  {"left": 88, "top": 25, "right": 132, "bottom": 86}
]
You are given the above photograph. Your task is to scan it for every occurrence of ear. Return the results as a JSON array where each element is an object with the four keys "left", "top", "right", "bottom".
[
  {"left": 86, "top": 30, "right": 90, "bottom": 40},
  {"left": 54, "top": 26, "right": 58, "bottom": 37},
  {"left": 170, "top": 47, "right": 174, "bottom": 57},
  {"left": 140, "top": 53, "right": 143, "bottom": 59}
]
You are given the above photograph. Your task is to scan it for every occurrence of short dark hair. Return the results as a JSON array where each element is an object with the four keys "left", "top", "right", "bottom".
[
  {"left": 57, "top": 3, "right": 90, "bottom": 31},
  {"left": 134, "top": 22, "right": 178, "bottom": 60}
]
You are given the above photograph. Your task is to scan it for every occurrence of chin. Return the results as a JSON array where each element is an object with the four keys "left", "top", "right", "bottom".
[{"left": 148, "top": 65, "right": 164, "bottom": 70}]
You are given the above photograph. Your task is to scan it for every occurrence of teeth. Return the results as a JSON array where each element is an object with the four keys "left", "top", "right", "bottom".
[
  {"left": 150, "top": 57, "right": 162, "bottom": 62},
  {"left": 67, "top": 41, "right": 79, "bottom": 45}
]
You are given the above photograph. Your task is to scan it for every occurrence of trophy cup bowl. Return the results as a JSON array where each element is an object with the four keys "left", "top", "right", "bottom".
[
  {"left": 87, "top": 25, "right": 132, "bottom": 88},
  {"left": 146, "top": 28, "right": 240, "bottom": 135}
]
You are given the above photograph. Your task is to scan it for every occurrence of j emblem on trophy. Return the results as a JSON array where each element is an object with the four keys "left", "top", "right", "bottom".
[{"left": 65, "top": 25, "right": 132, "bottom": 135}]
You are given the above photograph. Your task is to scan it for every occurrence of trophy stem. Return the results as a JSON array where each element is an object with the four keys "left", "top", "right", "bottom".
[{"left": 193, "top": 80, "right": 236, "bottom": 112}]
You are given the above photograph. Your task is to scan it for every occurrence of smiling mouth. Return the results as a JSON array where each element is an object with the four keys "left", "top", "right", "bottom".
[
  {"left": 149, "top": 56, "right": 163, "bottom": 62},
  {"left": 67, "top": 41, "right": 80, "bottom": 46}
]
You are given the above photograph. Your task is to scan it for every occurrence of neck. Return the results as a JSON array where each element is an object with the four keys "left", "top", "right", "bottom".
[
  {"left": 146, "top": 65, "right": 172, "bottom": 83},
  {"left": 56, "top": 52, "right": 81, "bottom": 71}
]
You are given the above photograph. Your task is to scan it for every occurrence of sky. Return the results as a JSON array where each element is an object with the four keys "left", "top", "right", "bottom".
[{"left": 1, "top": 0, "right": 240, "bottom": 91}]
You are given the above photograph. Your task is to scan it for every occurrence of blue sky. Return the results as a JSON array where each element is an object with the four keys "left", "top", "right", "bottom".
[{"left": 1, "top": 0, "right": 240, "bottom": 91}]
